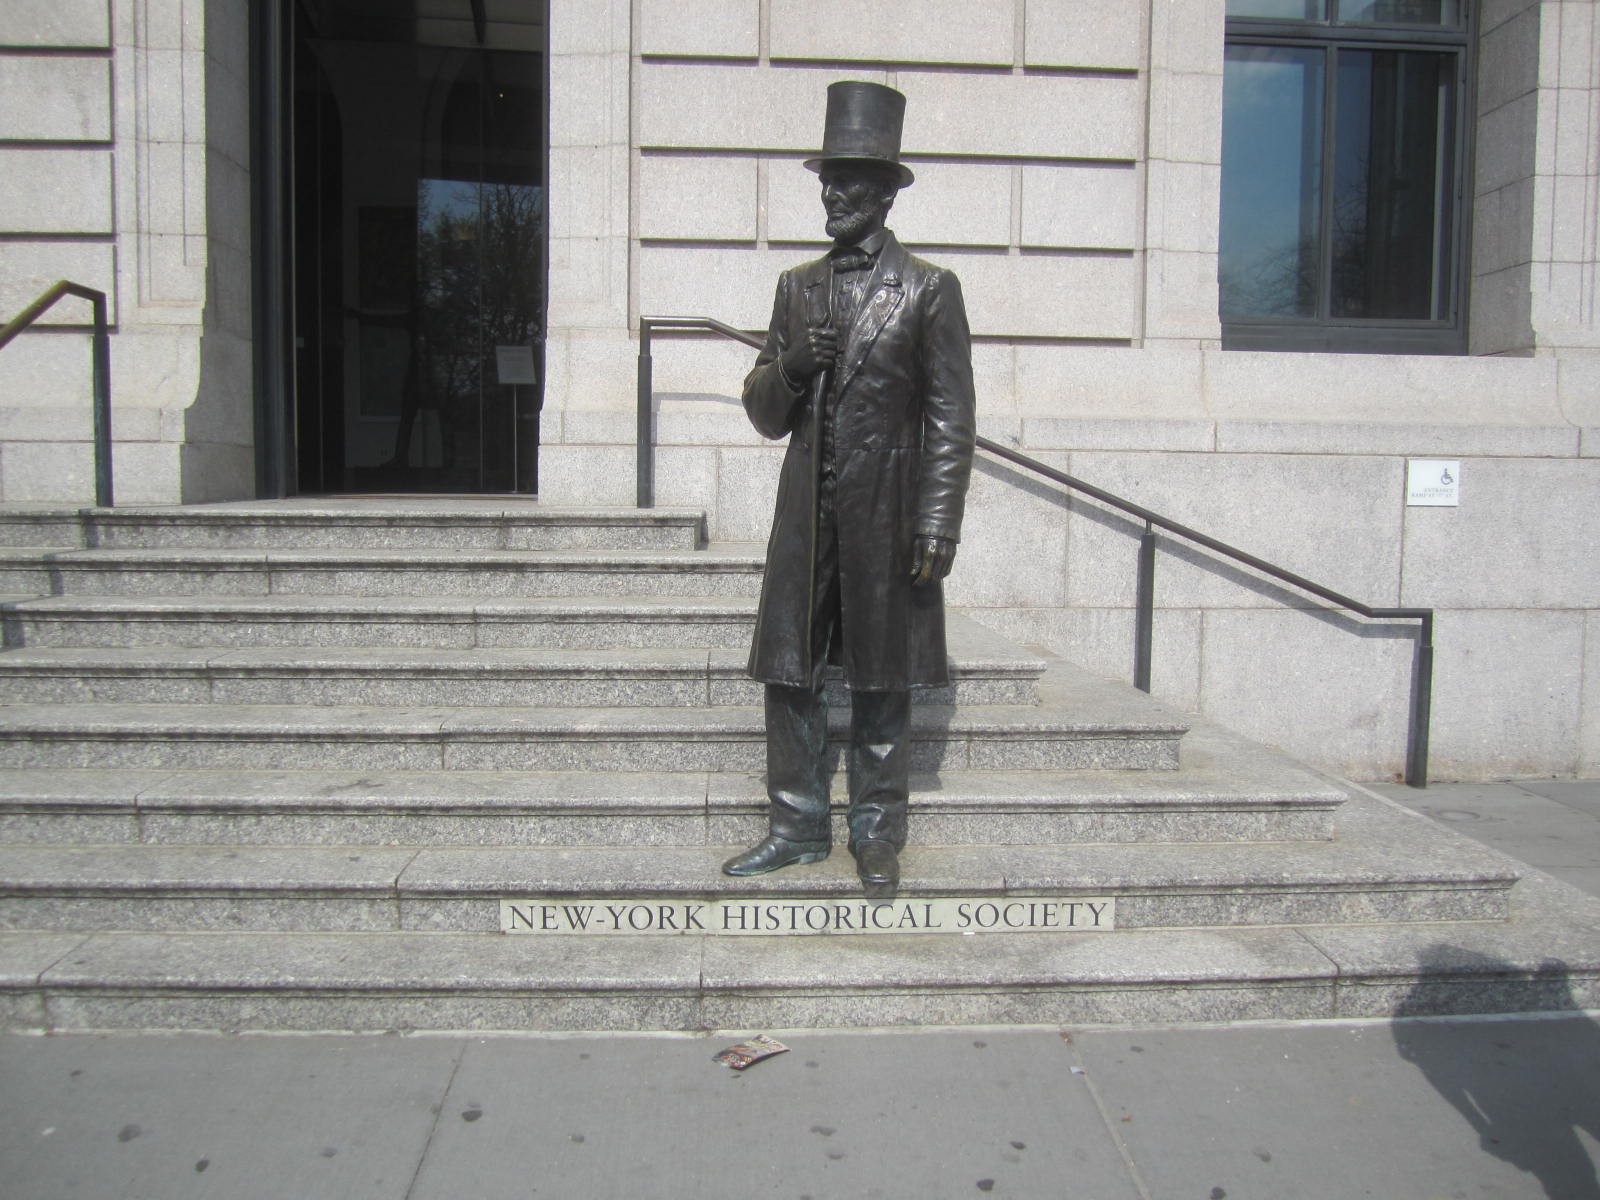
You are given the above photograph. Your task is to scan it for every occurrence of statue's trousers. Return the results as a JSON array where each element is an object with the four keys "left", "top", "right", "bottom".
[{"left": 763, "top": 469, "right": 910, "bottom": 851}]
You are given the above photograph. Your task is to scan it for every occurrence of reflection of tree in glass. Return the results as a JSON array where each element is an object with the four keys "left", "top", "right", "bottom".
[
  {"left": 479, "top": 183, "right": 545, "bottom": 350},
  {"left": 414, "top": 182, "right": 544, "bottom": 465},
  {"left": 1219, "top": 234, "right": 1319, "bottom": 319},
  {"left": 1328, "top": 154, "right": 1433, "bottom": 320},
  {"left": 1218, "top": 163, "right": 1422, "bottom": 322},
  {"left": 1330, "top": 155, "right": 1370, "bottom": 317},
  {"left": 416, "top": 183, "right": 478, "bottom": 453},
  {"left": 1331, "top": 132, "right": 1437, "bottom": 318}
]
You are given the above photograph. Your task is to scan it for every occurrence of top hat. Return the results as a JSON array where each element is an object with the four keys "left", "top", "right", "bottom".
[{"left": 803, "top": 81, "right": 915, "bottom": 188}]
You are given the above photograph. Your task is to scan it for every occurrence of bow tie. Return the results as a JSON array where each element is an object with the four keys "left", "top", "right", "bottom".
[{"left": 829, "top": 249, "right": 874, "bottom": 273}]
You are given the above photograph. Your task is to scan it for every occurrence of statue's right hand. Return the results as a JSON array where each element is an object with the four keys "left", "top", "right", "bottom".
[{"left": 780, "top": 326, "right": 839, "bottom": 383}]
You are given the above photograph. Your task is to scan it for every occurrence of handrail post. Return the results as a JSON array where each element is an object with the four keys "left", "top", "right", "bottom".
[
  {"left": 1406, "top": 613, "right": 1433, "bottom": 788},
  {"left": 636, "top": 320, "right": 654, "bottom": 508},
  {"left": 0, "top": 280, "right": 115, "bottom": 508},
  {"left": 90, "top": 290, "right": 113, "bottom": 508},
  {"left": 1134, "top": 522, "right": 1156, "bottom": 693}
]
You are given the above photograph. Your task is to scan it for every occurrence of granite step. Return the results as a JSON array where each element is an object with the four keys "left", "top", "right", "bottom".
[
  {"left": 0, "top": 617, "right": 1046, "bottom": 708},
  {"left": 0, "top": 727, "right": 1348, "bottom": 847},
  {"left": 0, "top": 545, "right": 766, "bottom": 599},
  {"left": 2, "top": 593, "right": 760, "bottom": 650},
  {"left": 0, "top": 794, "right": 1520, "bottom": 935},
  {"left": 0, "top": 647, "right": 1037, "bottom": 708},
  {"left": 0, "top": 660, "right": 1184, "bottom": 773},
  {"left": 7, "top": 883, "right": 1595, "bottom": 1033},
  {"left": 0, "top": 707, "right": 1181, "bottom": 773},
  {"left": 9, "top": 811, "right": 1595, "bottom": 1032},
  {"left": 0, "top": 502, "right": 708, "bottom": 551}
]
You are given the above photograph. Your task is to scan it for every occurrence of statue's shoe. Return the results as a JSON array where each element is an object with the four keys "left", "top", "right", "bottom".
[
  {"left": 721, "top": 835, "right": 831, "bottom": 877},
  {"left": 854, "top": 840, "right": 900, "bottom": 899}
]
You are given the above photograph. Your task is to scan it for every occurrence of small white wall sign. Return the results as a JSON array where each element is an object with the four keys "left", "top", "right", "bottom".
[{"left": 1406, "top": 460, "right": 1460, "bottom": 507}]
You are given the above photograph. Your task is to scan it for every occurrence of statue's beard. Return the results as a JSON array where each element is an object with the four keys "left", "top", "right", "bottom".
[{"left": 826, "top": 207, "right": 878, "bottom": 242}]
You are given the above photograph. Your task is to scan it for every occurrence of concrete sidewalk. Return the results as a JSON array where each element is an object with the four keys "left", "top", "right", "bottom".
[
  {"left": 2, "top": 781, "right": 1597, "bottom": 1200},
  {"left": 1373, "top": 779, "right": 1600, "bottom": 901},
  {"left": 4, "top": 1014, "right": 1597, "bottom": 1199}
]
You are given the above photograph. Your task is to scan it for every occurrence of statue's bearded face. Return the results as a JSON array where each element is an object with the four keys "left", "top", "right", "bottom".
[{"left": 821, "top": 166, "right": 898, "bottom": 243}]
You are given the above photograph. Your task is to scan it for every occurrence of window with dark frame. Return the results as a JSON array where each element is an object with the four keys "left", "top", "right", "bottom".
[{"left": 1219, "top": 1, "right": 1471, "bottom": 354}]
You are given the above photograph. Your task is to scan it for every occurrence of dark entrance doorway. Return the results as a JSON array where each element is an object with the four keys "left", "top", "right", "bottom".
[{"left": 289, "top": 1, "right": 546, "bottom": 494}]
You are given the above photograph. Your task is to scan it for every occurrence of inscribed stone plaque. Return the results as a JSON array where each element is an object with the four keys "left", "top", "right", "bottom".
[{"left": 501, "top": 897, "right": 1116, "bottom": 936}]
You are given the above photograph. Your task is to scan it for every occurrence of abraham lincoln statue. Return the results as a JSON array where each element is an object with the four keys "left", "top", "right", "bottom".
[{"left": 722, "top": 81, "right": 976, "bottom": 899}]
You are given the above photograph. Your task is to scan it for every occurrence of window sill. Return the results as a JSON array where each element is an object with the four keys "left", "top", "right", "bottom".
[{"left": 1221, "top": 323, "right": 1467, "bottom": 356}]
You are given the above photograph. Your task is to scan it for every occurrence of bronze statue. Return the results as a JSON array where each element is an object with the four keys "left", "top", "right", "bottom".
[{"left": 722, "top": 81, "right": 977, "bottom": 899}]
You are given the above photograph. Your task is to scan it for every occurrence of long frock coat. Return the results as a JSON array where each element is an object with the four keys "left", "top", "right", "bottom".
[{"left": 743, "top": 231, "right": 976, "bottom": 691}]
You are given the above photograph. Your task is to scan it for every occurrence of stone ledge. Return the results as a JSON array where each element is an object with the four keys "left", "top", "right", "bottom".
[
  {"left": 25, "top": 503, "right": 711, "bottom": 551},
  {"left": 0, "top": 545, "right": 768, "bottom": 599},
  {"left": 0, "top": 656, "right": 1034, "bottom": 710},
  {"left": 0, "top": 911, "right": 1574, "bottom": 1033},
  {"left": 0, "top": 719, "right": 1345, "bottom": 849},
  {"left": 2, "top": 592, "right": 761, "bottom": 650},
  {"left": 0, "top": 793, "right": 1515, "bottom": 935},
  {"left": 3, "top": 852, "right": 1594, "bottom": 1032},
  {"left": 0, "top": 697, "right": 1183, "bottom": 774}
]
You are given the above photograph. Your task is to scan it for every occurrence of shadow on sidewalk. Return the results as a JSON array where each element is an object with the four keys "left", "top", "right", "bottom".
[{"left": 1391, "top": 946, "right": 1600, "bottom": 1200}]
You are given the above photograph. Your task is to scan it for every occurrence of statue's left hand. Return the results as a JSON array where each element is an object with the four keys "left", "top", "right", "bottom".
[{"left": 910, "top": 536, "right": 957, "bottom": 586}]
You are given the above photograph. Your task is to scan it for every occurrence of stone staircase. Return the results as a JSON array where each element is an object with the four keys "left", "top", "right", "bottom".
[{"left": 0, "top": 500, "right": 1594, "bottom": 1033}]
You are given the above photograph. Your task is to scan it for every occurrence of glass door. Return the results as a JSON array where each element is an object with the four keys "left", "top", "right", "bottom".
[{"left": 292, "top": 1, "right": 546, "bottom": 493}]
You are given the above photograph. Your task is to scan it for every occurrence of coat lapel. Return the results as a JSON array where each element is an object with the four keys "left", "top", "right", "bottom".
[{"left": 836, "top": 235, "right": 906, "bottom": 395}]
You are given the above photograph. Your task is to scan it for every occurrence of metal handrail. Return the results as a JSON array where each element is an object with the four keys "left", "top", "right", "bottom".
[
  {"left": 636, "top": 314, "right": 1433, "bottom": 786},
  {"left": 0, "top": 280, "right": 113, "bottom": 507},
  {"left": 637, "top": 316, "right": 763, "bottom": 507}
]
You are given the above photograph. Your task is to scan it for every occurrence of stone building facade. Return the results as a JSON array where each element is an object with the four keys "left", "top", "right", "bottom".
[{"left": 1, "top": 0, "right": 1597, "bottom": 781}]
